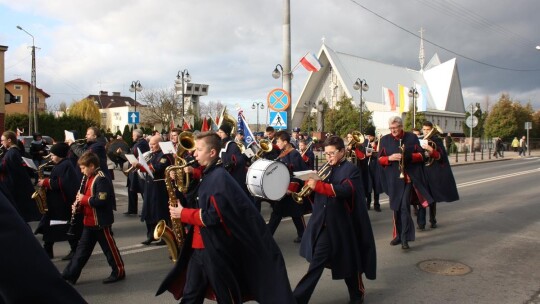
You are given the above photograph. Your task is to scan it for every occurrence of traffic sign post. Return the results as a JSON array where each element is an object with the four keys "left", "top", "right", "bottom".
[
  {"left": 128, "top": 112, "right": 140, "bottom": 124},
  {"left": 269, "top": 110, "right": 287, "bottom": 130},
  {"left": 267, "top": 88, "right": 291, "bottom": 112},
  {"left": 525, "top": 122, "right": 532, "bottom": 156}
]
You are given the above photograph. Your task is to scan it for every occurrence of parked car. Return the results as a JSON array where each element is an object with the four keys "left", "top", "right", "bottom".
[{"left": 17, "top": 135, "right": 54, "bottom": 154}]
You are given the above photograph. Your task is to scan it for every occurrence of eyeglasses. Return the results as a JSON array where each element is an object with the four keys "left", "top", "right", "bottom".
[
  {"left": 389, "top": 126, "right": 402, "bottom": 130},
  {"left": 323, "top": 150, "right": 340, "bottom": 157}
]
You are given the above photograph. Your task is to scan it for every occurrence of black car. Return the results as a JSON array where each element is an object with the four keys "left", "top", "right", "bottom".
[{"left": 17, "top": 136, "right": 54, "bottom": 154}]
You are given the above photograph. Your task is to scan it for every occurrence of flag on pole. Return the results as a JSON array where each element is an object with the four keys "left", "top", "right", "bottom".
[
  {"left": 169, "top": 114, "right": 175, "bottom": 131},
  {"left": 201, "top": 116, "right": 209, "bottom": 132},
  {"left": 398, "top": 84, "right": 410, "bottom": 113},
  {"left": 182, "top": 118, "right": 190, "bottom": 131},
  {"left": 237, "top": 110, "right": 256, "bottom": 146},
  {"left": 300, "top": 53, "right": 322, "bottom": 72},
  {"left": 216, "top": 106, "right": 226, "bottom": 129},
  {"left": 382, "top": 87, "right": 396, "bottom": 111}
]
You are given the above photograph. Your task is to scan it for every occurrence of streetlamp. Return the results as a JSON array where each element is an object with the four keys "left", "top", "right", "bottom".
[
  {"left": 252, "top": 101, "right": 264, "bottom": 132},
  {"left": 175, "top": 69, "right": 191, "bottom": 121},
  {"left": 129, "top": 80, "right": 143, "bottom": 112},
  {"left": 353, "top": 78, "right": 369, "bottom": 133},
  {"left": 408, "top": 87, "right": 419, "bottom": 128},
  {"left": 17, "top": 25, "right": 38, "bottom": 134}
]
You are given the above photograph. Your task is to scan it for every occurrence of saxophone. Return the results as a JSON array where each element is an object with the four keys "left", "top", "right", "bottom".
[
  {"left": 153, "top": 160, "right": 196, "bottom": 263},
  {"left": 32, "top": 160, "right": 54, "bottom": 214}
]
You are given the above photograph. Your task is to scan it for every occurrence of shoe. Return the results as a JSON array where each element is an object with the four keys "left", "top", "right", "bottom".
[
  {"left": 401, "top": 241, "right": 410, "bottom": 250},
  {"left": 293, "top": 237, "right": 302, "bottom": 243},
  {"left": 390, "top": 238, "right": 401, "bottom": 246},
  {"left": 155, "top": 240, "right": 166, "bottom": 246},
  {"left": 417, "top": 225, "right": 425, "bottom": 231},
  {"left": 102, "top": 275, "right": 125, "bottom": 284},
  {"left": 374, "top": 206, "right": 381, "bottom": 212},
  {"left": 430, "top": 223, "right": 437, "bottom": 229},
  {"left": 123, "top": 212, "right": 136, "bottom": 215},
  {"left": 141, "top": 239, "right": 154, "bottom": 245},
  {"left": 61, "top": 250, "right": 75, "bottom": 261},
  {"left": 62, "top": 275, "right": 76, "bottom": 285}
]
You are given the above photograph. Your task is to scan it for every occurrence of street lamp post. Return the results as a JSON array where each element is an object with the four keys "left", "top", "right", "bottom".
[
  {"left": 175, "top": 69, "right": 191, "bottom": 122},
  {"left": 353, "top": 78, "right": 369, "bottom": 133},
  {"left": 17, "top": 25, "right": 38, "bottom": 134},
  {"left": 252, "top": 101, "right": 264, "bottom": 132},
  {"left": 408, "top": 87, "right": 419, "bottom": 128},
  {"left": 129, "top": 80, "right": 143, "bottom": 113}
]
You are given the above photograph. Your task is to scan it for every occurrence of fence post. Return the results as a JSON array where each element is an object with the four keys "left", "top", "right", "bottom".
[
  {"left": 481, "top": 148, "right": 484, "bottom": 160},
  {"left": 455, "top": 150, "right": 458, "bottom": 163},
  {"left": 488, "top": 148, "right": 492, "bottom": 160},
  {"left": 473, "top": 149, "right": 476, "bottom": 161},
  {"left": 464, "top": 149, "right": 468, "bottom": 162}
]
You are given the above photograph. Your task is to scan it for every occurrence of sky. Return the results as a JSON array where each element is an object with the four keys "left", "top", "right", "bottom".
[{"left": 2, "top": 0, "right": 540, "bottom": 124}]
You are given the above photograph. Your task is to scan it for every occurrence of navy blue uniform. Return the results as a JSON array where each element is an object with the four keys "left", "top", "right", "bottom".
[
  {"left": 141, "top": 150, "right": 174, "bottom": 240},
  {"left": 62, "top": 170, "right": 124, "bottom": 284},
  {"left": 157, "top": 161, "right": 295, "bottom": 304},
  {"left": 365, "top": 139, "right": 383, "bottom": 210},
  {"left": 71, "top": 139, "right": 111, "bottom": 181},
  {"left": 0, "top": 146, "right": 40, "bottom": 222},
  {"left": 126, "top": 138, "right": 149, "bottom": 214},
  {"left": 294, "top": 158, "right": 376, "bottom": 304},
  {"left": 219, "top": 138, "right": 248, "bottom": 194}
]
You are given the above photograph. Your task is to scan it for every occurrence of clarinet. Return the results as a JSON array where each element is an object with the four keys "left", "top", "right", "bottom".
[{"left": 67, "top": 175, "right": 87, "bottom": 236}]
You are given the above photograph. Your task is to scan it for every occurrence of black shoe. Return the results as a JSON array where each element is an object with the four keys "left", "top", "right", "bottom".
[
  {"left": 102, "top": 275, "right": 125, "bottom": 284},
  {"left": 155, "top": 240, "right": 166, "bottom": 246},
  {"left": 62, "top": 275, "right": 76, "bottom": 285},
  {"left": 401, "top": 241, "right": 410, "bottom": 250},
  {"left": 417, "top": 225, "right": 425, "bottom": 231},
  {"left": 390, "top": 238, "right": 401, "bottom": 246},
  {"left": 431, "top": 223, "right": 437, "bottom": 229},
  {"left": 293, "top": 237, "right": 302, "bottom": 243},
  {"left": 374, "top": 206, "right": 381, "bottom": 212},
  {"left": 141, "top": 239, "right": 154, "bottom": 245},
  {"left": 61, "top": 250, "right": 75, "bottom": 261},
  {"left": 123, "top": 212, "right": 136, "bottom": 215}
]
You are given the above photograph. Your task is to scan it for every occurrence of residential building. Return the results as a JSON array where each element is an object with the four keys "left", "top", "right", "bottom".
[
  {"left": 86, "top": 91, "right": 140, "bottom": 133},
  {"left": 5, "top": 78, "right": 50, "bottom": 115}
]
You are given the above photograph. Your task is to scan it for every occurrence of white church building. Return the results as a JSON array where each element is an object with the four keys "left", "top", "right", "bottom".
[{"left": 292, "top": 42, "right": 466, "bottom": 135}]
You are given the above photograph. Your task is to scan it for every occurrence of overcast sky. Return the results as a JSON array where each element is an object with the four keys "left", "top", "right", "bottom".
[{"left": 1, "top": 0, "right": 540, "bottom": 123}]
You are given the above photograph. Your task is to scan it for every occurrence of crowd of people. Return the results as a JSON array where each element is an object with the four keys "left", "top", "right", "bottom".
[{"left": 0, "top": 116, "right": 529, "bottom": 303}]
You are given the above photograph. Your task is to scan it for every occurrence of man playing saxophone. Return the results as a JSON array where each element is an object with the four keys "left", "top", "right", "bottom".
[
  {"left": 378, "top": 116, "right": 433, "bottom": 250},
  {"left": 35, "top": 143, "right": 80, "bottom": 260}
]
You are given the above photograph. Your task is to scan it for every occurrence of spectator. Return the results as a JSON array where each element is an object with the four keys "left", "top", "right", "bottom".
[
  {"left": 519, "top": 136, "right": 527, "bottom": 157},
  {"left": 444, "top": 133, "right": 453, "bottom": 154},
  {"left": 493, "top": 137, "right": 504, "bottom": 158},
  {"left": 511, "top": 137, "right": 519, "bottom": 152}
]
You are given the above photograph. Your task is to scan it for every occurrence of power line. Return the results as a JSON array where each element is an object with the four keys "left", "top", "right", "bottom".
[{"left": 348, "top": 0, "right": 540, "bottom": 72}]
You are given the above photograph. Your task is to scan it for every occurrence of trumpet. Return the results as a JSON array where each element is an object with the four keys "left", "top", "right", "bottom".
[
  {"left": 398, "top": 140, "right": 405, "bottom": 179},
  {"left": 67, "top": 175, "right": 87, "bottom": 236},
  {"left": 300, "top": 138, "right": 318, "bottom": 157},
  {"left": 291, "top": 162, "right": 332, "bottom": 204},
  {"left": 423, "top": 124, "right": 443, "bottom": 166}
]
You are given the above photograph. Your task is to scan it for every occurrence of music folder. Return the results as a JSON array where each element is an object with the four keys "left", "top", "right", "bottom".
[
  {"left": 293, "top": 170, "right": 321, "bottom": 181},
  {"left": 64, "top": 130, "right": 75, "bottom": 142},
  {"left": 159, "top": 141, "right": 175, "bottom": 155},
  {"left": 124, "top": 154, "right": 137, "bottom": 164},
  {"left": 22, "top": 157, "right": 38, "bottom": 170}
]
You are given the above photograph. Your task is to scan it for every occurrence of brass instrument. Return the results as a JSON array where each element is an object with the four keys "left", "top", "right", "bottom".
[
  {"left": 347, "top": 131, "right": 365, "bottom": 163},
  {"left": 423, "top": 125, "right": 443, "bottom": 167},
  {"left": 398, "top": 139, "right": 405, "bottom": 179},
  {"left": 174, "top": 132, "right": 196, "bottom": 192},
  {"left": 250, "top": 139, "right": 273, "bottom": 161},
  {"left": 153, "top": 160, "right": 196, "bottom": 263},
  {"left": 67, "top": 175, "right": 87, "bottom": 236},
  {"left": 300, "top": 138, "right": 318, "bottom": 158},
  {"left": 32, "top": 160, "right": 54, "bottom": 214},
  {"left": 291, "top": 162, "right": 332, "bottom": 204}
]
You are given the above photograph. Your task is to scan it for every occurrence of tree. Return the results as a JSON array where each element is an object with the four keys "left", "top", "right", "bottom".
[
  {"left": 139, "top": 88, "right": 181, "bottom": 130},
  {"left": 532, "top": 110, "right": 540, "bottom": 138},
  {"left": 68, "top": 98, "right": 101, "bottom": 125},
  {"left": 484, "top": 94, "right": 525, "bottom": 140},
  {"left": 403, "top": 104, "right": 426, "bottom": 131},
  {"left": 322, "top": 95, "right": 373, "bottom": 137}
]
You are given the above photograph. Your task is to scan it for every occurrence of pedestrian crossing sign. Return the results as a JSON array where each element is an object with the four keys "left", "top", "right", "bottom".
[{"left": 269, "top": 111, "right": 287, "bottom": 130}]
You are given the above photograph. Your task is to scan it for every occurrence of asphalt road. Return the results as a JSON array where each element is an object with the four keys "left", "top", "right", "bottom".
[{"left": 42, "top": 156, "right": 540, "bottom": 304}]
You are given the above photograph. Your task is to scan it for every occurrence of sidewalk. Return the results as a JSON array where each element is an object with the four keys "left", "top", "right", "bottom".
[{"left": 448, "top": 149, "right": 539, "bottom": 166}]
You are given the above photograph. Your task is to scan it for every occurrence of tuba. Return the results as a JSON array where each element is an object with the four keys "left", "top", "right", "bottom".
[
  {"left": 291, "top": 162, "right": 333, "bottom": 204},
  {"left": 423, "top": 125, "right": 443, "bottom": 166},
  {"left": 32, "top": 160, "right": 54, "bottom": 214},
  {"left": 153, "top": 159, "right": 196, "bottom": 263}
]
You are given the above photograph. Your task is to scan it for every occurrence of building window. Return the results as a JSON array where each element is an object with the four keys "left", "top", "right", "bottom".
[
  {"left": 14, "top": 85, "right": 22, "bottom": 90},
  {"left": 101, "top": 113, "right": 107, "bottom": 119},
  {"left": 15, "top": 95, "right": 22, "bottom": 103},
  {"left": 445, "top": 119, "right": 448, "bottom": 128},
  {"left": 455, "top": 120, "right": 457, "bottom": 128}
]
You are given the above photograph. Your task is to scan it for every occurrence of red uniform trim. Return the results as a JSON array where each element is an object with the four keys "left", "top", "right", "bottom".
[
  {"left": 288, "top": 181, "right": 300, "bottom": 192},
  {"left": 192, "top": 166, "right": 204, "bottom": 179},
  {"left": 313, "top": 180, "right": 336, "bottom": 197},
  {"left": 42, "top": 178, "right": 50, "bottom": 189},
  {"left": 430, "top": 149, "right": 441, "bottom": 160},
  {"left": 181, "top": 208, "right": 204, "bottom": 226},
  {"left": 411, "top": 152, "right": 423, "bottom": 163},
  {"left": 378, "top": 156, "right": 389, "bottom": 166},
  {"left": 103, "top": 226, "right": 125, "bottom": 277},
  {"left": 354, "top": 148, "right": 366, "bottom": 160},
  {"left": 210, "top": 195, "right": 231, "bottom": 236}
]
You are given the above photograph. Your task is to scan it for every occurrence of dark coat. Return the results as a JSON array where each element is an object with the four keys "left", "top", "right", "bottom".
[
  {"left": 79, "top": 170, "right": 116, "bottom": 227},
  {"left": 275, "top": 148, "right": 308, "bottom": 217},
  {"left": 300, "top": 159, "right": 377, "bottom": 280},
  {"left": 0, "top": 146, "right": 40, "bottom": 222},
  {"left": 156, "top": 162, "right": 295, "bottom": 304},
  {"left": 30, "top": 140, "right": 48, "bottom": 162},
  {"left": 424, "top": 136, "right": 459, "bottom": 202},
  {"left": 378, "top": 132, "right": 434, "bottom": 210},
  {"left": 35, "top": 158, "right": 79, "bottom": 242},
  {"left": 141, "top": 151, "right": 173, "bottom": 224},
  {"left": 0, "top": 190, "right": 87, "bottom": 304},
  {"left": 219, "top": 138, "right": 248, "bottom": 193},
  {"left": 365, "top": 139, "right": 383, "bottom": 195},
  {"left": 127, "top": 138, "right": 150, "bottom": 193},
  {"left": 71, "top": 139, "right": 110, "bottom": 180}
]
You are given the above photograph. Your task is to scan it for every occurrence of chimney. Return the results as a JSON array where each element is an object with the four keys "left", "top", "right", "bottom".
[
  {"left": 99, "top": 91, "right": 108, "bottom": 96},
  {"left": 112, "top": 92, "right": 121, "bottom": 96}
]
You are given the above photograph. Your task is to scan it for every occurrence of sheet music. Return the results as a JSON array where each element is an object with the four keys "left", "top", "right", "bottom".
[
  {"left": 22, "top": 157, "right": 37, "bottom": 170},
  {"left": 159, "top": 141, "right": 176, "bottom": 155},
  {"left": 64, "top": 130, "right": 75, "bottom": 142},
  {"left": 124, "top": 154, "right": 137, "bottom": 164},
  {"left": 50, "top": 220, "right": 68, "bottom": 226},
  {"left": 293, "top": 170, "right": 320, "bottom": 181},
  {"left": 137, "top": 148, "right": 153, "bottom": 179}
]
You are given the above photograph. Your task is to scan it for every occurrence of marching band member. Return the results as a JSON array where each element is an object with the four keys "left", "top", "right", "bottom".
[
  {"left": 169, "top": 127, "right": 181, "bottom": 151},
  {"left": 216, "top": 123, "right": 249, "bottom": 195},
  {"left": 125, "top": 129, "right": 150, "bottom": 215},
  {"left": 157, "top": 132, "right": 295, "bottom": 304},
  {"left": 364, "top": 127, "right": 382, "bottom": 212},
  {"left": 293, "top": 135, "right": 376, "bottom": 304},
  {"left": 346, "top": 131, "right": 370, "bottom": 212},
  {"left": 0, "top": 131, "right": 40, "bottom": 222},
  {"left": 67, "top": 126, "right": 111, "bottom": 180},
  {"left": 378, "top": 116, "right": 433, "bottom": 250},
  {"left": 290, "top": 127, "right": 301, "bottom": 148},
  {"left": 418, "top": 121, "right": 459, "bottom": 230},
  {"left": 36, "top": 143, "right": 79, "bottom": 260},
  {"left": 299, "top": 139, "right": 315, "bottom": 170},
  {"left": 135, "top": 135, "right": 174, "bottom": 245},
  {"left": 263, "top": 126, "right": 280, "bottom": 160},
  {"left": 268, "top": 130, "right": 308, "bottom": 243},
  {"left": 62, "top": 152, "right": 125, "bottom": 285}
]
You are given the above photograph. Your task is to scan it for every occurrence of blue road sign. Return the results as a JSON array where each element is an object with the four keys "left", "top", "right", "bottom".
[
  {"left": 269, "top": 111, "right": 287, "bottom": 130},
  {"left": 128, "top": 112, "right": 140, "bottom": 124}
]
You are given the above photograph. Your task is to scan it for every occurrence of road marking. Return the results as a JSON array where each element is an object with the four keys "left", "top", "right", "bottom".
[{"left": 457, "top": 168, "right": 540, "bottom": 188}]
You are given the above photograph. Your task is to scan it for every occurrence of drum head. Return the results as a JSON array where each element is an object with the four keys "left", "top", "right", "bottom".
[{"left": 247, "top": 159, "right": 290, "bottom": 201}]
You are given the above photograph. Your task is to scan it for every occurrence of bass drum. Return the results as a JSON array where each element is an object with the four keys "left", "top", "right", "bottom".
[{"left": 246, "top": 159, "right": 290, "bottom": 201}]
